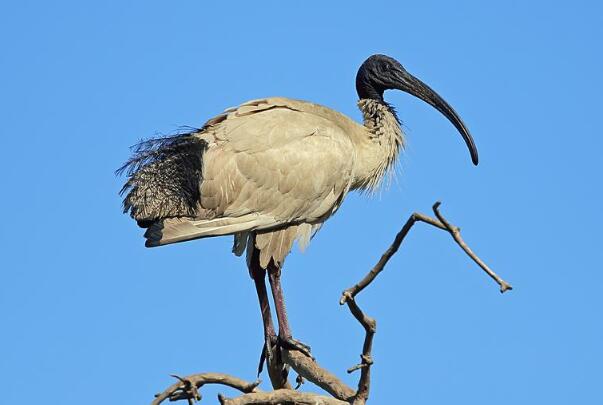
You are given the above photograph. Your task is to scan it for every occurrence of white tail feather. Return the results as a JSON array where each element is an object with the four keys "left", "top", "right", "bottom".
[{"left": 145, "top": 214, "right": 276, "bottom": 247}]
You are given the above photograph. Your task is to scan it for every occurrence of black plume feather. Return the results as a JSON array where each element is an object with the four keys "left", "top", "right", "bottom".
[{"left": 117, "top": 130, "right": 207, "bottom": 222}]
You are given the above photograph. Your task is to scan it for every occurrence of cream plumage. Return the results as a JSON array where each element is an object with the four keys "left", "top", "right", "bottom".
[
  {"left": 118, "top": 54, "right": 478, "bottom": 362},
  {"left": 128, "top": 97, "right": 402, "bottom": 268}
]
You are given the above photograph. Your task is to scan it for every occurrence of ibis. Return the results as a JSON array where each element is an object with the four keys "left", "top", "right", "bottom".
[{"left": 118, "top": 54, "right": 478, "bottom": 360}]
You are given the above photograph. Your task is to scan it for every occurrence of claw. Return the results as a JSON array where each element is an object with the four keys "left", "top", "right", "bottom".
[
  {"left": 295, "top": 374, "right": 305, "bottom": 390},
  {"left": 257, "top": 343, "right": 267, "bottom": 376},
  {"left": 278, "top": 336, "right": 313, "bottom": 360},
  {"left": 257, "top": 335, "right": 313, "bottom": 377},
  {"left": 257, "top": 335, "right": 278, "bottom": 376}
]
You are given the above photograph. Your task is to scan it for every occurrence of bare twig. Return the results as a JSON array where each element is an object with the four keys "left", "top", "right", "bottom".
[
  {"left": 333, "top": 201, "right": 512, "bottom": 404},
  {"left": 152, "top": 373, "right": 261, "bottom": 405},
  {"left": 168, "top": 375, "right": 201, "bottom": 405},
  {"left": 340, "top": 201, "right": 512, "bottom": 302},
  {"left": 431, "top": 202, "right": 512, "bottom": 293},
  {"left": 340, "top": 292, "right": 376, "bottom": 405}
]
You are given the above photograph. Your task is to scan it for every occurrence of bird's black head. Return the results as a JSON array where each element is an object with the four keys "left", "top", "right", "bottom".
[
  {"left": 356, "top": 54, "right": 407, "bottom": 101},
  {"left": 356, "top": 54, "right": 479, "bottom": 165}
]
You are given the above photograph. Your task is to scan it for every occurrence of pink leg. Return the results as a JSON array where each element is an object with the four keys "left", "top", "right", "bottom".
[
  {"left": 267, "top": 260, "right": 312, "bottom": 357},
  {"left": 248, "top": 246, "right": 278, "bottom": 373}
]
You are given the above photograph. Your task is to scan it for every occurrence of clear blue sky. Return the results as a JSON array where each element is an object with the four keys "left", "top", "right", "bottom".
[{"left": 1, "top": 1, "right": 601, "bottom": 404}]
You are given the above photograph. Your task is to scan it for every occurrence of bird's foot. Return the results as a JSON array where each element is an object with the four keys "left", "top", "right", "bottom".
[
  {"left": 258, "top": 335, "right": 280, "bottom": 376},
  {"left": 277, "top": 335, "right": 313, "bottom": 359},
  {"left": 257, "top": 334, "right": 313, "bottom": 376},
  {"left": 257, "top": 334, "right": 278, "bottom": 376}
]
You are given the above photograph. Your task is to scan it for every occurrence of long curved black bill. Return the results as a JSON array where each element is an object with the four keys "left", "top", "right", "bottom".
[{"left": 395, "top": 71, "right": 479, "bottom": 165}]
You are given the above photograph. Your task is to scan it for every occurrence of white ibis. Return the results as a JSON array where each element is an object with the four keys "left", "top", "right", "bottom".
[{"left": 118, "top": 54, "right": 478, "bottom": 362}]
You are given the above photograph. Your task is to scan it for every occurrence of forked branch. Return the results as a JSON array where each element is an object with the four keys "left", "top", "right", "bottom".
[
  {"left": 340, "top": 201, "right": 512, "bottom": 302},
  {"left": 151, "top": 202, "right": 511, "bottom": 405}
]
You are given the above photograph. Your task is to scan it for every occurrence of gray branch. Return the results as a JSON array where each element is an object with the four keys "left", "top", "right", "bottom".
[{"left": 150, "top": 202, "right": 511, "bottom": 405}]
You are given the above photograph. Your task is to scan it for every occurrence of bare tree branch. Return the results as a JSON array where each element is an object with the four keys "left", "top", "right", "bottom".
[
  {"left": 218, "top": 390, "right": 349, "bottom": 405},
  {"left": 281, "top": 350, "right": 355, "bottom": 401},
  {"left": 152, "top": 373, "right": 261, "bottom": 405},
  {"left": 150, "top": 201, "right": 511, "bottom": 405},
  {"left": 340, "top": 201, "right": 512, "bottom": 301},
  {"left": 340, "top": 292, "right": 376, "bottom": 405},
  {"left": 431, "top": 202, "right": 512, "bottom": 292}
]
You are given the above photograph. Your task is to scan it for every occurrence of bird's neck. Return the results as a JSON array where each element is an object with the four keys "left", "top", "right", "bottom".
[{"left": 352, "top": 99, "right": 405, "bottom": 191}]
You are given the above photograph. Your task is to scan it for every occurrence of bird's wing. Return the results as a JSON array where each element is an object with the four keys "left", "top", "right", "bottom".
[
  {"left": 146, "top": 98, "right": 357, "bottom": 259},
  {"left": 201, "top": 97, "right": 356, "bottom": 224}
]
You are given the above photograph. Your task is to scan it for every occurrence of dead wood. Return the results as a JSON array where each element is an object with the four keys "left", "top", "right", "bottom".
[{"left": 150, "top": 202, "right": 511, "bottom": 404}]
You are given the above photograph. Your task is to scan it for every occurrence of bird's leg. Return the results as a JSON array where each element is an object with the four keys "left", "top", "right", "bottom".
[
  {"left": 267, "top": 261, "right": 312, "bottom": 358},
  {"left": 248, "top": 247, "right": 292, "bottom": 389},
  {"left": 249, "top": 258, "right": 276, "bottom": 366},
  {"left": 248, "top": 250, "right": 278, "bottom": 374},
  {"left": 251, "top": 267, "right": 277, "bottom": 354}
]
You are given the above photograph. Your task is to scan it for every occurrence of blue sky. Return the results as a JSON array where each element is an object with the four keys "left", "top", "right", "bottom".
[{"left": 1, "top": 1, "right": 602, "bottom": 404}]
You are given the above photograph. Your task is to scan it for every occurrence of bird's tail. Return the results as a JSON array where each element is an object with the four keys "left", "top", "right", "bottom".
[
  {"left": 116, "top": 131, "right": 207, "bottom": 223},
  {"left": 143, "top": 215, "right": 277, "bottom": 247}
]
